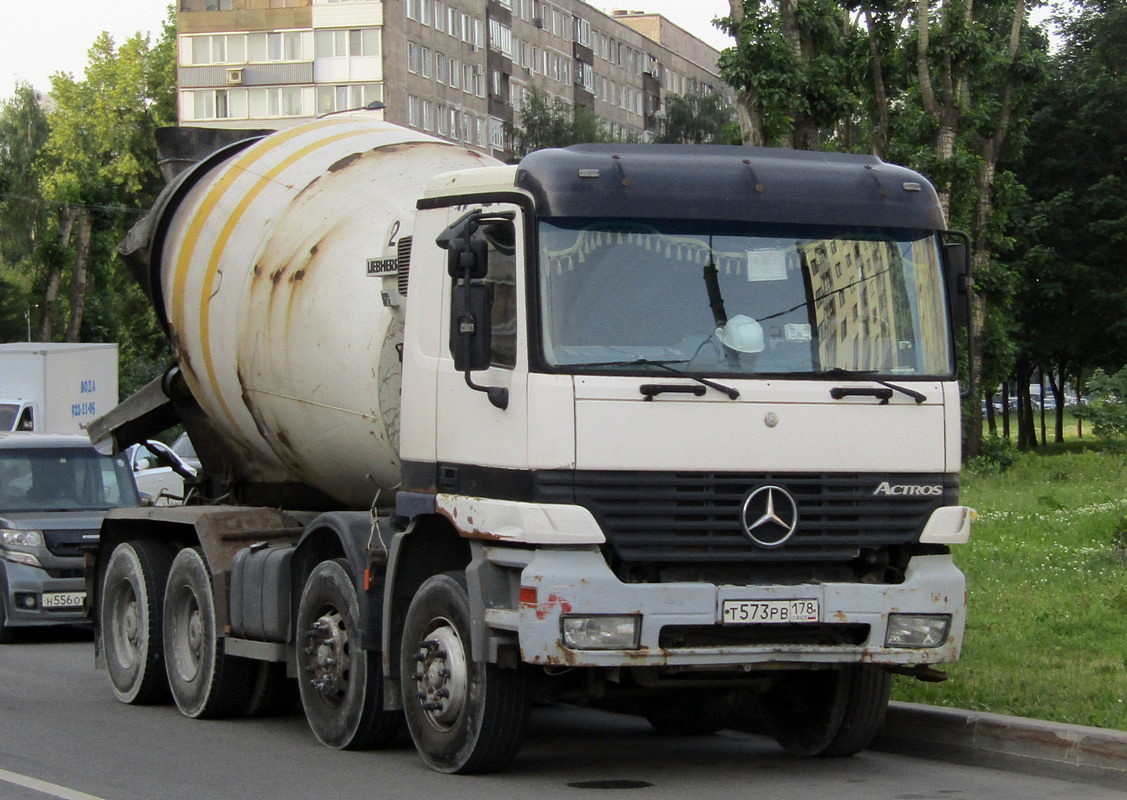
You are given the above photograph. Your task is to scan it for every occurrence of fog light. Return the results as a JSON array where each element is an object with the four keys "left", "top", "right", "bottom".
[
  {"left": 17, "top": 593, "right": 38, "bottom": 610},
  {"left": 886, "top": 613, "right": 950, "bottom": 648},
  {"left": 561, "top": 615, "right": 640, "bottom": 650}
]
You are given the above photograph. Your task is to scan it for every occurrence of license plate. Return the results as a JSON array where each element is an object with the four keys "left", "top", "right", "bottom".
[
  {"left": 42, "top": 592, "right": 85, "bottom": 610},
  {"left": 721, "top": 598, "right": 819, "bottom": 624}
]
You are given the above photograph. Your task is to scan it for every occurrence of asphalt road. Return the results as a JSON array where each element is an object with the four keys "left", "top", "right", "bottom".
[{"left": 2, "top": 628, "right": 1125, "bottom": 800}]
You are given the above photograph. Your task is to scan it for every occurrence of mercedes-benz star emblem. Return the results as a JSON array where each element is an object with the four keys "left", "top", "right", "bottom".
[{"left": 740, "top": 485, "right": 799, "bottom": 548}]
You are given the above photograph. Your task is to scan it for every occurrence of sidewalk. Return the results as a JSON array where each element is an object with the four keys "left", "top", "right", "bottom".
[{"left": 874, "top": 702, "right": 1127, "bottom": 790}]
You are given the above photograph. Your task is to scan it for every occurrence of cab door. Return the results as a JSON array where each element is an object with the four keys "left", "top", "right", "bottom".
[{"left": 433, "top": 202, "right": 530, "bottom": 487}]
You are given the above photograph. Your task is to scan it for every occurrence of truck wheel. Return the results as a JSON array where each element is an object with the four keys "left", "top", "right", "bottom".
[
  {"left": 245, "top": 661, "right": 299, "bottom": 717},
  {"left": 100, "top": 540, "right": 174, "bottom": 703},
  {"left": 400, "top": 572, "right": 530, "bottom": 774},
  {"left": 642, "top": 690, "right": 736, "bottom": 735},
  {"left": 759, "top": 665, "right": 891, "bottom": 757},
  {"left": 296, "top": 558, "right": 401, "bottom": 749},
  {"left": 163, "top": 547, "right": 254, "bottom": 718}
]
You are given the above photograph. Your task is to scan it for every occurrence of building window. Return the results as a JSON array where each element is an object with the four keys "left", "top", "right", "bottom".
[
  {"left": 420, "top": 46, "right": 433, "bottom": 78},
  {"left": 422, "top": 99, "right": 434, "bottom": 131},
  {"left": 436, "top": 52, "right": 448, "bottom": 84},
  {"left": 316, "top": 83, "right": 383, "bottom": 115},
  {"left": 406, "top": 0, "right": 422, "bottom": 21},
  {"left": 247, "top": 31, "right": 305, "bottom": 62},
  {"left": 315, "top": 28, "right": 380, "bottom": 58},
  {"left": 434, "top": 2, "right": 446, "bottom": 33},
  {"left": 489, "top": 117, "right": 505, "bottom": 149},
  {"left": 408, "top": 41, "right": 421, "bottom": 73},
  {"left": 247, "top": 86, "right": 305, "bottom": 118},
  {"left": 488, "top": 19, "right": 513, "bottom": 58},
  {"left": 573, "top": 17, "right": 591, "bottom": 47},
  {"left": 408, "top": 95, "right": 421, "bottom": 128}
]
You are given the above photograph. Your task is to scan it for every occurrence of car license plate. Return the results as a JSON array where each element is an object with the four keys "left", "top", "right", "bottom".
[
  {"left": 41, "top": 592, "right": 85, "bottom": 610},
  {"left": 720, "top": 598, "right": 819, "bottom": 624}
]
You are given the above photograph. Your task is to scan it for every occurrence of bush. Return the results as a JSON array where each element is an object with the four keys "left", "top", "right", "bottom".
[{"left": 967, "top": 434, "right": 1018, "bottom": 473}]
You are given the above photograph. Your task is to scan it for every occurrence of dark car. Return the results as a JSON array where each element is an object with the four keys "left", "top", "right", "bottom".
[{"left": 0, "top": 432, "right": 140, "bottom": 641}]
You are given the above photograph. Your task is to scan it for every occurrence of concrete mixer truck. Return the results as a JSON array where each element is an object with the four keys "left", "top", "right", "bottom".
[{"left": 85, "top": 113, "right": 974, "bottom": 774}]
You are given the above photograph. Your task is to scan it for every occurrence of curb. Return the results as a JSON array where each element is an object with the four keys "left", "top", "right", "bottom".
[{"left": 874, "top": 702, "right": 1127, "bottom": 788}]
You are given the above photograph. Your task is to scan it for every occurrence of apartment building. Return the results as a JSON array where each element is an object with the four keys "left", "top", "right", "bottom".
[{"left": 177, "top": 0, "right": 729, "bottom": 160}]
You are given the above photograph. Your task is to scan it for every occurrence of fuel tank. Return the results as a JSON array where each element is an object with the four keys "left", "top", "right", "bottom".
[{"left": 150, "top": 116, "right": 500, "bottom": 508}]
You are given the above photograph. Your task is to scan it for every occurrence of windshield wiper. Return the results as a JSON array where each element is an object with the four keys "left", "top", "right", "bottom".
[
  {"left": 567, "top": 358, "right": 740, "bottom": 400},
  {"left": 819, "top": 368, "right": 927, "bottom": 404}
]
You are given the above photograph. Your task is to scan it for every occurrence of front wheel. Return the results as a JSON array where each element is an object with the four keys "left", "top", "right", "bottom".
[
  {"left": 400, "top": 572, "right": 530, "bottom": 774},
  {"left": 759, "top": 665, "right": 891, "bottom": 757},
  {"left": 99, "top": 540, "right": 174, "bottom": 704},
  {"left": 296, "top": 559, "right": 401, "bottom": 749}
]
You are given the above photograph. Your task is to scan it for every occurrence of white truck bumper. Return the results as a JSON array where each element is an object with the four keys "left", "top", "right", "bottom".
[{"left": 481, "top": 548, "right": 965, "bottom": 669}]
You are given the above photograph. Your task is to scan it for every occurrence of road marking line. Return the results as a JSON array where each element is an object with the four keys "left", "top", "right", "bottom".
[{"left": 0, "top": 768, "right": 105, "bottom": 800}]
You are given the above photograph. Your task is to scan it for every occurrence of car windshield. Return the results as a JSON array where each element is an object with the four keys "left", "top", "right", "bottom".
[
  {"left": 537, "top": 219, "right": 954, "bottom": 378},
  {"left": 0, "top": 447, "right": 139, "bottom": 512},
  {"left": 0, "top": 404, "right": 17, "bottom": 431}
]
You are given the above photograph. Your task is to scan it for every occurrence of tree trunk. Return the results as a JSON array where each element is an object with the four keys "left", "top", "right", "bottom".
[
  {"left": 863, "top": 5, "right": 890, "bottom": 157},
  {"left": 38, "top": 205, "right": 78, "bottom": 342},
  {"left": 64, "top": 208, "right": 94, "bottom": 342}
]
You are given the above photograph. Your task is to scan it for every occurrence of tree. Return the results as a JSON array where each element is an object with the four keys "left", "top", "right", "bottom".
[
  {"left": 509, "top": 86, "right": 634, "bottom": 157},
  {"left": 0, "top": 84, "right": 51, "bottom": 342},
  {"left": 718, "top": 0, "right": 864, "bottom": 149},
  {"left": 37, "top": 11, "right": 177, "bottom": 353},
  {"left": 654, "top": 90, "right": 738, "bottom": 144}
]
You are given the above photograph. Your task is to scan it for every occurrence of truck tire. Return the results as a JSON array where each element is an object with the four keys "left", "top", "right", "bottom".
[
  {"left": 759, "top": 665, "right": 891, "bottom": 757},
  {"left": 400, "top": 571, "right": 530, "bottom": 774},
  {"left": 100, "top": 540, "right": 175, "bottom": 703},
  {"left": 642, "top": 690, "right": 736, "bottom": 735},
  {"left": 296, "top": 558, "right": 402, "bottom": 749},
  {"left": 245, "top": 661, "right": 299, "bottom": 717},
  {"left": 163, "top": 547, "right": 254, "bottom": 718}
]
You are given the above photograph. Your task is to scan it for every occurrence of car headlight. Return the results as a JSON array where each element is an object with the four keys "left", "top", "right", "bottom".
[{"left": 2, "top": 529, "right": 44, "bottom": 548}]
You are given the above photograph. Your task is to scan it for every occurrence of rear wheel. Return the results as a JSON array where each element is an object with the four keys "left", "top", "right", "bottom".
[
  {"left": 759, "top": 666, "right": 891, "bottom": 757},
  {"left": 163, "top": 547, "right": 254, "bottom": 718},
  {"left": 296, "top": 558, "right": 401, "bottom": 749},
  {"left": 400, "top": 572, "right": 530, "bottom": 774},
  {"left": 100, "top": 540, "right": 174, "bottom": 703}
]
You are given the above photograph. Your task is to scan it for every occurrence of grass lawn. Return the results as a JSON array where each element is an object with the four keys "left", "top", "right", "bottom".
[{"left": 891, "top": 436, "right": 1127, "bottom": 731}]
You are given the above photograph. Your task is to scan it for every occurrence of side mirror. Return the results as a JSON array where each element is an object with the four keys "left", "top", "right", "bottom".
[
  {"left": 450, "top": 283, "right": 494, "bottom": 372},
  {"left": 447, "top": 237, "right": 488, "bottom": 279},
  {"left": 943, "top": 238, "right": 970, "bottom": 328}
]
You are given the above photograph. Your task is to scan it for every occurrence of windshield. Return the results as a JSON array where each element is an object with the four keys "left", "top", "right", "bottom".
[
  {"left": 0, "top": 404, "right": 16, "bottom": 432},
  {"left": 537, "top": 219, "right": 953, "bottom": 378},
  {"left": 0, "top": 447, "right": 139, "bottom": 512}
]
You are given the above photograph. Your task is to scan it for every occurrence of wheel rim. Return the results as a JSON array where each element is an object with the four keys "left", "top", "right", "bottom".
[
  {"left": 169, "top": 584, "right": 203, "bottom": 683},
  {"left": 107, "top": 576, "right": 141, "bottom": 670},
  {"left": 409, "top": 617, "right": 468, "bottom": 731},
  {"left": 303, "top": 607, "right": 354, "bottom": 706}
]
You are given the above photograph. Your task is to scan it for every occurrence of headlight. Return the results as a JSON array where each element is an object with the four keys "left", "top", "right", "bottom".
[
  {"left": 561, "top": 615, "right": 641, "bottom": 650},
  {"left": 885, "top": 613, "right": 951, "bottom": 648},
  {"left": 2, "top": 529, "right": 44, "bottom": 547}
]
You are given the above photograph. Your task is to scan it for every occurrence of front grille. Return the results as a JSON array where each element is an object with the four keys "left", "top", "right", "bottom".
[
  {"left": 536, "top": 471, "right": 955, "bottom": 565},
  {"left": 43, "top": 530, "right": 98, "bottom": 558}
]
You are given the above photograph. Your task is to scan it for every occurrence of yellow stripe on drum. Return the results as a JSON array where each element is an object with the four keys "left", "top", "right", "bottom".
[{"left": 172, "top": 120, "right": 372, "bottom": 429}]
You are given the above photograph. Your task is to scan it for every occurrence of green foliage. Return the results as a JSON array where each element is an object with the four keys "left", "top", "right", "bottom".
[
  {"left": 894, "top": 444, "right": 1127, "bottom": 730},
  {"left": 654, "top": 91, "right": 738, "bottom": 145},
  {"left": 966, "top": 433, "right": 1018, "bottom": 473},
  {"left": 509, "top": 87, "right": 631, "bottom": 157},
  {"left": 1073, "top": 367, "right": 1127, "bottom": 447}
]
